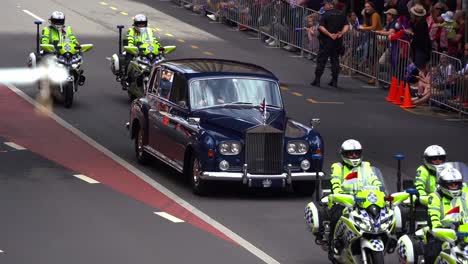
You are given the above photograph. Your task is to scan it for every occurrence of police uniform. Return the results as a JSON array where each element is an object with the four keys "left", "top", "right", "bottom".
[
  {"left": 424, "top": 190, "right": 468, "bottom": 263},
  {"left": 41, "top": 26, "right": 79, "bottom": 46},
  {"left": 311, "top": 1, "right": 347, "bottom": 88},
  {"left": 414, "top": 165, "right": 437, "bottom": 197}
]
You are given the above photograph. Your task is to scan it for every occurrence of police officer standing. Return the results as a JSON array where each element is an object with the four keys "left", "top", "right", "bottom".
[{"left": 311, "top": 0, "right": 349, "bottom": 88}]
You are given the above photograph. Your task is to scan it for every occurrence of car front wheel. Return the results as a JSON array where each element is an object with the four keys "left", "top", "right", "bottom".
[
  {"left": 190, "top": 155, "right": 210, "bottom": 195},
  {"left": 135, "top": 127, "right": 150, "bottom": 164}
]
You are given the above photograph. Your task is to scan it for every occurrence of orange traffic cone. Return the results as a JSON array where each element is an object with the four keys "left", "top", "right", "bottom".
[
  {"left": 392, "top": 80, "right": 405, "bottom": 105},
  {"left": 385, "top": 77, "right": 397, "bottom": 102},
  {"left": 400, "top": 83, "right": 416, "bottom": 108}
]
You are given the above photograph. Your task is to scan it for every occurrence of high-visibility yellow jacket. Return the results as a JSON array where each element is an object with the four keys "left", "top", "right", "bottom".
[
  {"left": 330, "top": 162, "right": 382, "bottom": 194},
  {"left": 41, "top": 26, "right": 79, "bottom": 46}
]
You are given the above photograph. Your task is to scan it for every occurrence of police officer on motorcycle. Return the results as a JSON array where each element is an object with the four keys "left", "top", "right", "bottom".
[
  {"left": 40, "top": 11, "right": 85, "bottom": 85},
  {"left": 328, "top": 139, "right": 383, "bottom": 260},
  {"left": 415, "top": 145, "right": 447, "bottom": 197},
  {"left": 424, "top": 166, "right": 466, "bottom": 264},
  {"left": 122, "top": 14, "right": 160, "bottom": 89}
]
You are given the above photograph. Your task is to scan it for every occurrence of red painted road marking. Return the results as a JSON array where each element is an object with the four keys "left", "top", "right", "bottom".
[{"left": 0, "top": 85, "right": 235, "bottom": 244}]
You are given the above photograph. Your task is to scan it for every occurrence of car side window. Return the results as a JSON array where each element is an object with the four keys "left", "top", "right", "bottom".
[
  {"left": 149, "top": 68, "right": 161, "bottom": 96},
  {"left": 158, "top": 69, "right": 174, "bottom": 99},
  {"left": 168, "top": 74, "right": 188, "bottom": 108}
]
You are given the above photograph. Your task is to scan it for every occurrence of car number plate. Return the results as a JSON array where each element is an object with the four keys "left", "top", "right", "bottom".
[{"left": 250, "top": 178, "right": 283, "bottom": 188}]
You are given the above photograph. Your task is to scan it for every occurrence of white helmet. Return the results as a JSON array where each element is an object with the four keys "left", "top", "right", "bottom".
[
  {"left": 133, "top": 14, "right": 148, "bottom": 28},
  {"left": 340, "top": 139, "right": 363, "bottom": 167},
  {"left": 49, "top": 11, "right": 65, "bottom": 30},
  {"left": 424, "top": 145, "right": 446, "bottom": 172},
  {"left": 437, "top": 167, "right": 463, "bottom": 198}
]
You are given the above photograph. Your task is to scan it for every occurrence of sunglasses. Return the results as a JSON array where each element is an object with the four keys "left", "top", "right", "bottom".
[
  {"left": 446, "top": 182, "right": 462, "bottom": 189},
  {"left": 343, "top": 150, "right": 362, "bottom": 158},
  {"left": 429, "top": 155, "right": 445, "bottom": 161}
]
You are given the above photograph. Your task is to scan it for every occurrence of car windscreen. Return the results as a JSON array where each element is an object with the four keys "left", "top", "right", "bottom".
[{"left": 189, "top": 77, "right": 282, "bottom": 110}]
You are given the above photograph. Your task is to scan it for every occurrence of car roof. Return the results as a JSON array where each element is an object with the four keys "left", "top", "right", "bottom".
[{"left": 160, "top": 58, "right": 278, "bottom": 80}]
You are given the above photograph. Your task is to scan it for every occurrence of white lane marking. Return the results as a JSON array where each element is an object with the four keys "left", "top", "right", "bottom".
[
  {"left": 6, "top": 83, "right": 280, "bottom": 264},
  {"left": 445, "top": 119, "right": 468, "bottom": 122},
  {"left": 4, "top": 142, "right": 26, "bottom": 150},
  {"left": 0, "top": 249, "right": 3, "bottom": 253},
  {"left": 74, "top": 174, "right": 100, "bottom": 184},
  {"left": 360, "top": 85, "right": 379, "bottom": 89},
  {"left": 154, "top": 212, "right": 184, "bottom": 223},
  {"left": 22, "top": 10, "right": 44, "bottom": 21}
]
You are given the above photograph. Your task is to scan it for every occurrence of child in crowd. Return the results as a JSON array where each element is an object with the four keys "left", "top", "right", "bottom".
[
  {"left": 439, "top": 11, "right": 458, "bottom": 52},
  {"left": 304, "top": 12, "right": 320, "bottom": 60}
]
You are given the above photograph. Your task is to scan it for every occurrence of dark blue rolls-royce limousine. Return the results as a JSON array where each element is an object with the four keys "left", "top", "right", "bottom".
[{"left": 127, "top": 58, "right": 325, "bottom": 195}]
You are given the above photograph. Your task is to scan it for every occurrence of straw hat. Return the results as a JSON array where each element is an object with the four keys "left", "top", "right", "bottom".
[{"left": 410, "top": 4, "right": 427, "bottom": 17}]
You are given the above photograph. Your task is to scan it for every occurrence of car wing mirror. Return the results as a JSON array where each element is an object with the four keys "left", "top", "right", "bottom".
[
  {"left": 310, "top": 118, "right": 320, "bottom": 128},
  {"left": 124, "top": 46, "right": 139, "bottom": 55},
  {"left": 80, "top": 44, "right": 93, "bottom": 52},
  {"left": 40, "top": 44, "right": 55, "bottom": 53},
  {"left": 188, "top": 117, "right": 200, "bottom": 126}
]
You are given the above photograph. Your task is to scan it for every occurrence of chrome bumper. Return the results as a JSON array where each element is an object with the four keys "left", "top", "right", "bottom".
[{"left": 200, "top": 168, "right": 325, "bottom": 187}]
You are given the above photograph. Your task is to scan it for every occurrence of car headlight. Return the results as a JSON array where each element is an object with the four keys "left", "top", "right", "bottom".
[
  {"left": 218, "top": 141, "right": 242, "bottom": 155},
  {"left": 287, "top": 141, "right": 309, "bottom": 155}
]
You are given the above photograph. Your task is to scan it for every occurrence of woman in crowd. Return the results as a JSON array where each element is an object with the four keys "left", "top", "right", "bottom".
[{"left": 358, "top": 1, "right": 383, "bottom": 85}]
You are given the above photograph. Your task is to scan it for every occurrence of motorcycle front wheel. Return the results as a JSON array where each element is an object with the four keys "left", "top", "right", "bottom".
[
  {"left": 63, "top": 82, "right": 74, "bottom": 108},
  {"left": 365, "top": 249, "right": 384, "bottom": 264}
]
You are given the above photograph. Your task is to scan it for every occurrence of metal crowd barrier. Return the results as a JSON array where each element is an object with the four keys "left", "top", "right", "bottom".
[
  {"left": 429, "top": 51, "right": 467, "bottom": 117},
  {"left": 168, "top": 0, "right": 467, "bottom": 116}
]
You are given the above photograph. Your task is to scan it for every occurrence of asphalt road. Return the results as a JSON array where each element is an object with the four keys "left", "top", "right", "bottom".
[{"left": 0, "top": 0, "right": 466, "bottom": 263}]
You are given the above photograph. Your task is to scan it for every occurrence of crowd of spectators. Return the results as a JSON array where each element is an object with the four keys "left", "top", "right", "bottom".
[{"left": 184, "top": 0, "right": 467, "bottom": 110}]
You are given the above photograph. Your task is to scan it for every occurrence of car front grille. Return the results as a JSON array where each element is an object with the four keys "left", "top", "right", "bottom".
[{"left": 244, "top": 125, "right": 284, "bottom": 174}]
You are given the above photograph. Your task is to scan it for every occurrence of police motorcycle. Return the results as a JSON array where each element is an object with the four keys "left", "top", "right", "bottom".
[
  {"left": 397, "top": 162, "right": 468, "bottom": 264},
  {"left": 305, "top": 166, "right": 409, "bottom": 263},
  {"left": 109, "top": 26, "right": 176, "bottom": 100},
  {"left": 28, "top": 21, "right": 93, "bottom": 108}
]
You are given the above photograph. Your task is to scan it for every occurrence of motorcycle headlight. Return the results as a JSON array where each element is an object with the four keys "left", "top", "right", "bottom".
[
  {"left": 71, "top": 56, "right": 81, "bottom": 64},
  {"left": 379, "top": 215, "right": 394, "bottom": 231},
  {"left": 287, "top": 141, "right": 309, "bottom": 155},
  {"left": 57, "top": 56, "right": 67, "bottom": 64},
  {"left": 456, "top": 252, "right": 468, "bottom": 263},
  {"left": 354, "top": 216, "right": 371, "bottom": 231},
  {"left": 218, "top": 141, "right": 242, "bottom": 155}
]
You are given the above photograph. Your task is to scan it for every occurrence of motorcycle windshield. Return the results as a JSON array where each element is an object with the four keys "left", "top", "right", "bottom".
[
  {"left": 341, "top": 165, "right": 387, "bottom": 195},
  {"left": 139, "top": 27, "right": 155, "bottom": 44}
]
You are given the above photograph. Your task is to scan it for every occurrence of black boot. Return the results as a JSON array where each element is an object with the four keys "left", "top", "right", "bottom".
[
  {"left": 328, "top": 79, "right": 338, "bottom": 88},
  {"left": 310, "top": 79, "right": 320, "bottom": 87},
  {"left": 78, "top": 75, "right": 86, "bottom": 86}
]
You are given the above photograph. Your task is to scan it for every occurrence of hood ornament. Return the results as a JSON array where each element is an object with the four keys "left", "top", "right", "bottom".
[{"left": 259, "top": 98, "right": 267, "bottom": 125}]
